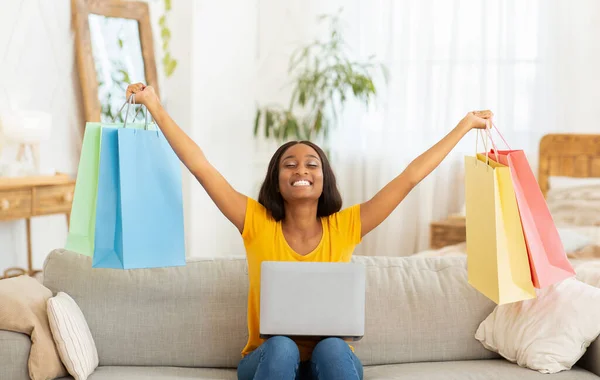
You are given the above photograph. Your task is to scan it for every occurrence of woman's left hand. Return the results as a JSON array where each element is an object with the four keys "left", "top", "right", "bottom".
[{"left": 462, "top": 110, "right": 494, "bottom": 130}]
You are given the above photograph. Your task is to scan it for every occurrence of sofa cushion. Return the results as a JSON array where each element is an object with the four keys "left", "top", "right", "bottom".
[
  {"left": 353, "top": 255, "right": 499, "bottom": 365},
  {"left": 43, "top": 250, "right": 498, "bottom": 368},
  {"left": 43, "top": 250, "right": 249, "bottom": 369},
  {"left": 55, "top": 366, "right": 236, "bottom": 380},
  {"left": 363, "top": 360, "right": 599, "bottom": 379},
  {"left": 0, "top": 331, "right": 30, "bottom": 380},
  {"left": 52, "top": 361, "right": 599, "bottom": 380}
]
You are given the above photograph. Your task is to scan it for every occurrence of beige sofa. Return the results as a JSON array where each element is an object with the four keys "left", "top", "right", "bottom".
[{"left": 1, "top": 248, "right": 599, "bottom": 379}]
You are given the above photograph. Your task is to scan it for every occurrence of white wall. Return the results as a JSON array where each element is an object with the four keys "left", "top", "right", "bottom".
[
  {"left": 185, "top": 0, "right": 332, "bottom": 257},
  {"left": 0, "top": 0, "right": 194, "bottom": 271},
  {"left": 186, "top": 0, "right": 258, "bottom": 257},
  {"left": 0, "top": 0, "right": 82, "bottom": 271}
]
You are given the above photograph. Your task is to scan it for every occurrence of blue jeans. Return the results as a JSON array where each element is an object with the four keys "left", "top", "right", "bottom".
[{"left": 237, "top": 336, "right": 363, "bottom": 380}]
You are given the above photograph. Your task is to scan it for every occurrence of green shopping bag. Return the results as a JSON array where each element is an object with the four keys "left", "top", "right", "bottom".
[
  {"left": 65, "top": 123, "right": 103, "bottom": 256},
  {"left": 65, "top": 98, "right": 151, "bottom": 256}
]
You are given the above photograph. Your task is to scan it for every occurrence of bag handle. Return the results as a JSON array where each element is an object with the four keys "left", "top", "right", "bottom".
[
  {"left": 490, "top": 121, "right": 511, "bottom": 150},
  {"left": 132, "top": 99, "right": 156, "bottom": 129},
  {"left": 112, "top": 94, "right": 154, "bottom": 130},
  {"left": 474, "top": 117, "right": 515, "bottom": 166},
  {"left": 112, "top": 94, "right": 133, "bottom": 124},
  {"left": 475, "top": 119, "right": 498, "bottom": 167}
]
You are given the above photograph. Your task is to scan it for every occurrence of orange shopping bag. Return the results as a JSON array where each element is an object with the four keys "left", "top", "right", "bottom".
[{"left": 486, "top": 126, "right": 576, "bottom": 288}]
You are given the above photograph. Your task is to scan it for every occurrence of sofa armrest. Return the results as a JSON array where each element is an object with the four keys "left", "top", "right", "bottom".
[
  {"left": 0, "top": 330, "right": 31, "bottom": 380},
  {"left": 579, "top": 338, "right": 600, "bottom": 376}
]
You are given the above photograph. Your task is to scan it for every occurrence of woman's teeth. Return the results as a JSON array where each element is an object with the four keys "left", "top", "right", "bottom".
[{"left": 293, "top": 180, "right": 311, "bottom": 187}]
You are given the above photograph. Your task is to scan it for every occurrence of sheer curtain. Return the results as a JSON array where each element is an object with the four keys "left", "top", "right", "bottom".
[{"left": 323, "top": 0, "right": 549, "bottom": 256}]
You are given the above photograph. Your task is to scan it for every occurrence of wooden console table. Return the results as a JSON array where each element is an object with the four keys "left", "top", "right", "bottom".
[{"left": 0, "top": 174, "right": 75, "bottom": 279}]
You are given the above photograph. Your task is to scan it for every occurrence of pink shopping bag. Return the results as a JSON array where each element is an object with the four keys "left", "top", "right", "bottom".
[{"left": 490, "top": 146, "right": 576, "bottom": 288}]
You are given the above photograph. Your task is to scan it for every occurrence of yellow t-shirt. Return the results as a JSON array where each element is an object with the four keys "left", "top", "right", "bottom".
[{"left": 240, "top": 197, "right": 362, "bottom": 361}]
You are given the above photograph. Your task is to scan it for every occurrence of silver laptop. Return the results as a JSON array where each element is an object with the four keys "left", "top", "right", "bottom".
[{"left": 259, "top": 261, "right": 366, "bottom": 341}]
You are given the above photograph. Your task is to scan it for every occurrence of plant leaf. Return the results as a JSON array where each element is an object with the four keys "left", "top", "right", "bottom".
[
  {"left": 253, "top": 109, "right": 261, "bottom": 136},
  {"left": 303, "top": 121, "right": 312, "bottom": 141},
  {"left": 161, "top": 27, "right": 171, "bottom": 41},
  {"left": 118, "top": 69, "right": 131, "bottom": 83},
  {"left": 289, "top": 116, "right": 300, "bottom": 140},
  {"left": 265, "top": 110, "right": 273, "bottom": 138},
  {"left": 298, "top": 89, "right": 306, "bottom": 107},
  {"left": 314, "top": 108, "right": 323, "bottom": 134},
  {"left": 165, "top": 59, "right": 177, "bottom": 77},
  {"left": 162, "top": 52, "right": 171, "bottom": 66}
]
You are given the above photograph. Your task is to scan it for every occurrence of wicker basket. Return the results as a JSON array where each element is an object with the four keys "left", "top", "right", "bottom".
[{"left": 429, "top": 217, "right": 466, "bottom": 249}]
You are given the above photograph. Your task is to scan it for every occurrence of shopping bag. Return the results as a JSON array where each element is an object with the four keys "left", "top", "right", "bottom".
[
  {"left": 64, "top": 123, "right": 103, "bottom": 257},
  {"left": 92, "top": 101, "right": 185, "bottom": 269},
  {"left": 116, "top": 126, "right": 185, "bottom": 268},
  {"left": 92, "top": 126, "right": 125, "bottom": 268},
  {"left": 464, "top": 151, "right": 536, "bottom": 304},
  {"left": 492, "top": 149, "right": 576, "bottom": 288}
]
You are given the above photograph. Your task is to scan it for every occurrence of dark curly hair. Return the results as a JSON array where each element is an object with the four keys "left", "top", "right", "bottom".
[{"left": 258, "top": 141, "right": 342, "bottom": 221}]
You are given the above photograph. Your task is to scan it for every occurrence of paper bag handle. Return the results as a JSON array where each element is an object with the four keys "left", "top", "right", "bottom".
[
  {"left": 490, "top": 121, "right": 511, "bottom": 150},
  {"left": 474, "top": 117, "right": 516, "bottom": 165},
  {"left": 475, "top": 120, "right": 498, "bottom": 166},
  {"left": 112, "top": 94, "right": 155, "bottom": 130}
]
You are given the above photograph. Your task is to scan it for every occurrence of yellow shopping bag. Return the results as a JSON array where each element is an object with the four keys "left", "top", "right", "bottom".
[{"left": 464, "top": 153, "right": 536, "bottom": 304}]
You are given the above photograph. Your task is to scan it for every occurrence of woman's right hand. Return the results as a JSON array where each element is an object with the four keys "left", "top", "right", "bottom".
[{"left": 126, "top": 83, "right": 159, "bottom": 108}]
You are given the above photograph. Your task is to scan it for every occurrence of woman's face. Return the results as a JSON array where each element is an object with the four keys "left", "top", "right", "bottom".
[{"left": 277, "top": 143, "right": 324, "bottom": 203}]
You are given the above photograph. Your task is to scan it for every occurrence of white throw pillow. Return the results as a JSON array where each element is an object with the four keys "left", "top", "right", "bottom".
[
  {"left": 475, "top": 278, "right": 600, "bottom": 374},
  {"left": 558, "top": 227, "right": 594, "bottom": 253},
  {"left": 47, "top": 292, "right": 99, "bottom": 380},
  {"left": 549, "top": 176, "right": 600, "bottom": 190}
]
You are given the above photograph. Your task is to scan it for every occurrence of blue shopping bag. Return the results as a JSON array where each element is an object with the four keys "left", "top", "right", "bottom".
[
  {"left": 92, "top": 101, "right": 185, "bottom": 269},
  {"left": 118, "top": 127, "right": 185, "bottom": 268},
  {"left": 92, "top": 126, "right": 124, "bottom": 268}
]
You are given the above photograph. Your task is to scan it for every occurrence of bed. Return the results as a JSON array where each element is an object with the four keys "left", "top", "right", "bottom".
[{"left": 414, "top": 133, "right": 600, "bottom": 285}]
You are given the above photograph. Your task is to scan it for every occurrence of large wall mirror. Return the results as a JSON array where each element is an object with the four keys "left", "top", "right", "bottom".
[{"left": 72, "top": 0, "right": 160, "bottom": 124}]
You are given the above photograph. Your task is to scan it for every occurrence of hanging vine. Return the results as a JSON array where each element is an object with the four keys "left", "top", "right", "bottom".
[{"left": 159, "top": 0, "right": 177, "bottom": 77}]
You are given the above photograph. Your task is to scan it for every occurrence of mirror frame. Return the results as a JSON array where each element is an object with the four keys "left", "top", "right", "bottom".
[{"left": 72, "top": 0, "right": 160, "bottom": 123}]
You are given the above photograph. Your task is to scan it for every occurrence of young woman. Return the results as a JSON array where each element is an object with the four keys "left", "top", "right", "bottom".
[{"left": 125, "top": 83, "right": 492, "bottom": 380}]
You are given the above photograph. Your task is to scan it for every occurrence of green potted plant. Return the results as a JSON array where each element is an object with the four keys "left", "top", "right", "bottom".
[{"left": 254, "top": 9, "right": 386, "bottom": 146}]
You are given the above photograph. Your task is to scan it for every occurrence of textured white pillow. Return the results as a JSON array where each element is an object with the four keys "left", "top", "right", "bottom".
[
  {"left": 475, "top": 278, "right": 600, "bottom": 374},
  {"left": 558, "top": 227, "right": 594, "bottom": 253},
  {"left": 47, "top": 292, "right": 99, "bottom": 380}
]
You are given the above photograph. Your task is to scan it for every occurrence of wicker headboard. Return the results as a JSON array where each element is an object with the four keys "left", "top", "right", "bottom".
[{"left": 538, "top": 134, "right": 600, "bottom": 198}]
